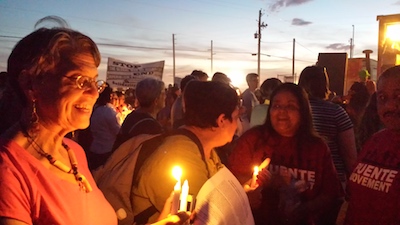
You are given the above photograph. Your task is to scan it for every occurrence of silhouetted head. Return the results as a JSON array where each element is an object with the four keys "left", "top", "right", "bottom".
[
  {"left": 298, "top": 66, "right": 330, "bottom": 100},
  {"left": 212, "top": 72, "right": 231, "bottom": 85},
  {"left": 260, "top": 78, "right": 282, "bottom": 101},
  {"left": 190, "top": 70, "right": 208, "bottom": 81},
  {"left": 135, "top": 77, "right": 165, "bottom": 109},
  {"left": 246, "top": 73, "right": 260, "bottom": 91},
  {"left": 183, "top": 81, "right": 239, "bottom": 128}
]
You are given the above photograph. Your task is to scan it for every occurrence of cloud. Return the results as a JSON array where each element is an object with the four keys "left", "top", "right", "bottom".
[
  {"left": 394, "top": 0, "right": 400, "bottom": 4},
  {"left": 326, "top": 43, "right": 350, "bottom": 51},
  {"left": 292, "top": 18, "right": 312, "bottom": 26},
  {"left": 269, "top": 0, "right": 313, "bottom": 12}
]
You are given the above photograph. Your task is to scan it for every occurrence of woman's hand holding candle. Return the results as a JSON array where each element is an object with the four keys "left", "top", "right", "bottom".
[{"left": 158, "top": 192, "right": 191, "bottom": 225}]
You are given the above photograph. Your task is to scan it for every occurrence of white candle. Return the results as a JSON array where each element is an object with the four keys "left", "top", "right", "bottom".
[
  {"left": 171, "top": 180, "right": 181, "bottom": 214},
  {"left": 259, "top": 158, "right": 271, "bottom": 170},
  {"left": 171, "top": 166, "right": 182, "bottom": 214},
  {"left": 179, "top": 180, "right": 189, "bottom": 211},
  {"left": 250, "top": 166, "right": 259, "bottom": 188}
]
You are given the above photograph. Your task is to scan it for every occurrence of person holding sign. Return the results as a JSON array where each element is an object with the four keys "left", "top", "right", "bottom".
[{"left": 229, "top": 83, "right": 343, "bottom": 225}]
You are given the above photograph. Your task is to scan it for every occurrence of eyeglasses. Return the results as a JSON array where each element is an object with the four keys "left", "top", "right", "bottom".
[{"left": 63, "top": 75, "right": 106, "bottom": 93}]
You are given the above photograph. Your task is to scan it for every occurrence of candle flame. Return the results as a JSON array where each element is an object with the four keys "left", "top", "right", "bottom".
[
  {"left": 172, "top": 166, "right": 182, "bottom": 181},
  {"left": 253, "top": 166, "right": 259, "bottom": 176}
]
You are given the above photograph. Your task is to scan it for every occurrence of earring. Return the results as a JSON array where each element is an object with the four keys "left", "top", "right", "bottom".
[{"left": 29, "top": 99, "right": 40, "bottom": 133}]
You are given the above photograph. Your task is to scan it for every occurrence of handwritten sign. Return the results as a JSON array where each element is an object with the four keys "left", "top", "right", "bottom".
[{"left": 106, "top": 57, "right": 164, "bottom": 89}]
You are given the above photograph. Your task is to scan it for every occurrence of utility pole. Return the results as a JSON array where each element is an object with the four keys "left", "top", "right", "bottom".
[
  {"left": 350, "top": 25, "right": 355, "bottom": 58},
  {"left": 211, "top": 40, "right": 213, "bottom": 74},
  {"left": 349, "top": 38, "right": 353, "bottom": 58},
  {"left": 255, "top": 9, "right": 267, "bottom": 76},
  {"left": 172, "top": 34, "right": 176, "bottom": 85},
  {"left": 292, "top": 38, "right": 295, "bottom": 81}
]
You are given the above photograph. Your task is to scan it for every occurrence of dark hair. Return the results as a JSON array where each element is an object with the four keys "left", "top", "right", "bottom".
[
  {"left": 180, "top": 75, "right": 196, "bottom": 91},
  {"left": 263, "top": 82, "right": 319, "bottom": 141},
  {"left": 183, "top": 81, "right": 239, "bottom": 128},
  {"left": 378, "top": 65, "right": 400, "bottom": 87},
  {"left": 7, "top": 27, "right": 100, "bottom": 106},
  {"left": 298, "top": 66, "right": 329, "bottom": 99},
  {"left": 212, "top": 72, "right": 231, "bottom": 85},
  {"left": 190, "top": 70, "right": 208, "bottom": 80},
  {"left": 348, "top": 82, "right": 370, "bottom": 114},
  {"left": 115, "top": 91, "right": 124, "bottom": 98},
  {"left": 0, "top": 71, "right": 7, "bottom": 85},
  {"left": 358, "top": 92, "right": 381, "bottom": 148},
  {"left": 135, "top": 77, "right": 165, "bottom": 108},
  {"left": 260, "top": 78, "right": 282, "bottom": 100},
  {"left": 96, "top": 83, "right": 113, "bottom": 106}
]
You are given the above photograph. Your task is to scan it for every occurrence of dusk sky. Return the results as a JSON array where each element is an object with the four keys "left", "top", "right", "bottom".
[{"left": 1, "top": 0, "right": 399, "bottom": 91}]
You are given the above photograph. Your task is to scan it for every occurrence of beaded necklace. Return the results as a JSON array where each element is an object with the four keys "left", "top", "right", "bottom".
[{"left": 25, "top": 132, "right": 92, "bottom": 193}]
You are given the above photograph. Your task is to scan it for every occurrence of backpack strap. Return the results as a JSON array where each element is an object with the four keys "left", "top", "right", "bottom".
[
  {"left": 170, "top": 128, "right": 210, "bottom": 178},
  {"left": 133, "top": 128, "right": 209, "bottom": 224},
  {"left": 132, "top": 134, "right": 166, "bottom": 224},
  {"left": 132, "top": 134, "right": 168, "bottom": 185},
  {"left": 134, "top": 205, "right": 158, "bottom": 225},
  {"left": 128, "top": 117, "right": 156, "bottom": 135}
]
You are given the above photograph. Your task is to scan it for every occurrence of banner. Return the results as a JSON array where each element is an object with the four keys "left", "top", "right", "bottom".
[{"left": 106, "top": 57, "right": 164, "bottom": 89}]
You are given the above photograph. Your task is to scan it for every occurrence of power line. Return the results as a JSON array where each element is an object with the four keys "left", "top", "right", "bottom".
[
  {"left": 295, "top": 40, "right": 316, "bottom": 54},
  {"left": 0, "top": 34, "right": 314, "bottom": 63},
  {"left": 0, "top": 35, "right": 21, "bottom": 39},
  {"left": 261, "top": 40, "right": 292, "bottom": 44}
]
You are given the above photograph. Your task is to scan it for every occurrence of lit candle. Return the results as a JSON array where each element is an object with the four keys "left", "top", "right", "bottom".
[
  {"left": 171, "top": 166, "right": 182, "bottom": 214},
  {"left": 250, "top": 166, "right": 259, "bottom": 188},
  {"left": 259, "top": 158, "right": 271, "bottom": 170},
  {"left": 179, "top": 180, "right": 189, "bottom": 211}
]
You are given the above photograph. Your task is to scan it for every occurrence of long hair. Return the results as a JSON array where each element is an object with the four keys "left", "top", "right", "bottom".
[{"left": 263, "top": 82, "right": 320, "bottom": 141}]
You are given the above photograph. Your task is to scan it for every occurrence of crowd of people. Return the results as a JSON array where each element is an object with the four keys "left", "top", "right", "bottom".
[{"left": 0, "top": 25, "right": 399, "bottom": 225}]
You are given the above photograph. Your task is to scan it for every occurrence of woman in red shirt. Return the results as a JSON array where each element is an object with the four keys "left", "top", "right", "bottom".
[{"left": 229, "top": 82, "right": 343, "bottom": 225}]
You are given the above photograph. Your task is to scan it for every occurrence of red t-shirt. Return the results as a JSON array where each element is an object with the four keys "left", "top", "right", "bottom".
[
  {"left": 229, "top": 127, "right": 343, "bottom": 224},
  {"left": 345, "top": 129, "right": 400, "bottom": 224},
  {"left": 0, "top": 138, "right": 117, "bottom": 225}
]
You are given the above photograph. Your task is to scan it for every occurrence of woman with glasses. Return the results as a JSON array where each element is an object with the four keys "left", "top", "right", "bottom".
[
  {"left": 0, "top": 27, "right": 189, "bottom": 225},
  {"left": 229, "top": 83, "right": 343, "bottom": 225}
]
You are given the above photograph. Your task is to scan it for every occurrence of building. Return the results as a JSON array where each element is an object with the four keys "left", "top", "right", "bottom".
[{"left": 377, "top": 13, "right": 400, "bottom": 76}]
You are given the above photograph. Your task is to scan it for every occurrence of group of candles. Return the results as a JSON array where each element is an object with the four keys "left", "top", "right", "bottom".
[
  {"left": 171, "top": 166, "right": 190, "bottom": 214},
  {"left": 170, "top": 159, "right": 270, "bottom": 214}
]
